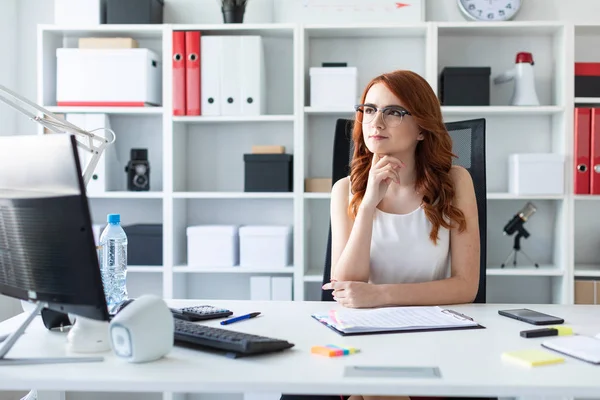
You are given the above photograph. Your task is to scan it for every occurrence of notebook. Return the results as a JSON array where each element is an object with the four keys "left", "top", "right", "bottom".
[
  {"left": 501, "top": 349, "right": 565, "bottom": 367},
  {"left": 311, "top": 306, "right": 484, "bottom": 336},
  {"left": 542, "top": 335, "right": 600, "bottom": 365}
]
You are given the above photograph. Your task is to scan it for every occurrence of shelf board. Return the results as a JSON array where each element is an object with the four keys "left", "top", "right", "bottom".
[
  {"left": 304, "top": 107, "right": 354, "bottom": 115},
  {"left": 486, "top": 265, "right": 563, "bottom": 276},
  {"left": 39, "top": 24, "right": 164, "bottom": 38},
  {"left": 88, "top": 191, "right": 163, "bottom": 199},
  {"left": 437, "top": 21, "right": 564, "bottom": 36},
  {"left": 173, "top": 192, "right": 294, "bottom": 199},
  {"left": 487, "top": 193, "right": 565, "bottom": 200},
  {"left": 304, "top": 192, "right": 564, "bottom": 200},
  {"left": 173, "top": 266, "right": 295, "bottom": 274},
  {"left": 174, "top": 23, "right": 295, "bottom": 37},
  {"left": 128, "top": 266, "right": 164, "bottom": 273},
  {"left": 304, "top": 192, "right": 331, "bottom": 199},
  {"left": 574, "top": 195, "right": 600, "bottom": 200},
  {"left": 45, "top": 106, "right": 163, "bottom": 115},
  {"left": 441, "top": 106, "right": 563, "bottom": 116},
  {"left": 574, "top": 265, "right": 600, "bottom": 278},
  {"left": 575, "top": 98, "right": 600, "bottom": 104},
  {"left": 304, "top": 23, "right": 428, "bottom": 38},
  {"left": 173, "top": 115, "right": 295, "bottom": 123}
]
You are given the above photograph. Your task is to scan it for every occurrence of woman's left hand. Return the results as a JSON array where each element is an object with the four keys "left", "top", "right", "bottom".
[{"left": 322, "top": 281, "right": 383, "bottom": 308}]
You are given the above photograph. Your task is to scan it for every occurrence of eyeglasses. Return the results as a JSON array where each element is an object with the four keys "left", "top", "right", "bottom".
[{"left": 354, "top": 104, "right": 412, "bottom": 128}]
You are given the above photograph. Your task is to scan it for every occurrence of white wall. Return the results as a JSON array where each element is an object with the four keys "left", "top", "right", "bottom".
[
  {"left": 0, "top": 0, "right": 22, "bottom": 324},
  {"left": 426, "top": 0, "right": 600, "bottom": 22},
  {"left": 0, "top": 0, "right": 17, "bottom": 136},
  {"left": 15, "top": 0, "right": 54, "bottom": 136}
]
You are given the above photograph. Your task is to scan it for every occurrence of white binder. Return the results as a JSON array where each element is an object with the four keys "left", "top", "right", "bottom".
[
  {"left": 219, "top": 36, "right": 242, "bottom": 115},
  {"left": 84, "top": 113, "right": 112, "bottom": 194},
  {"left": 239, "top": 36, "right": 265, "bottom": 116},
  {"left": 65, "top": 114, "right": 89, "bottom": 170},
  {"left": 200, "top": 36, "right": 222, "bottom": 116}
]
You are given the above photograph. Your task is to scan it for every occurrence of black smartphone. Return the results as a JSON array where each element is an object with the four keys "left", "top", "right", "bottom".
[{"left": 498, "top": 308, "right": 564, "bottom": 325}]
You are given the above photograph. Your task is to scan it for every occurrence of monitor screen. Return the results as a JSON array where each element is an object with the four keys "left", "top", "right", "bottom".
[{"left": 0, "top": 134, "right": 109, "bottom": 322}]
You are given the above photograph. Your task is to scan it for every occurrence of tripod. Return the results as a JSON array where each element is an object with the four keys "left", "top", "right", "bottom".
[{"left": 501, "top": 225, "right": 540, "bottom": 268}]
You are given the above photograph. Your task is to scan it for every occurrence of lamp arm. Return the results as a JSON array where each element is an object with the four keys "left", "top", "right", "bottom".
[{"left": 0, "top": 84, "right": 116, "bottom": 186}]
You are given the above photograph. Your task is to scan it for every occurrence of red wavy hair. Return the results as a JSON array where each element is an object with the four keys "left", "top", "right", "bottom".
[{"left": 348, "top": 70, "right": 466, "bottom": 244}]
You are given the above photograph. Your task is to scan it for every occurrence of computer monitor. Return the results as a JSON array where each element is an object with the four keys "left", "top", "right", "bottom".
[{"left": 0, "top": 134, "right": 109, "bottom": 365}]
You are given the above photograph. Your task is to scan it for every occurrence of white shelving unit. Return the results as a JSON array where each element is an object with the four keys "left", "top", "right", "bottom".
[{"left": 36, "top": 19, "right": 600, "bottom": 311}]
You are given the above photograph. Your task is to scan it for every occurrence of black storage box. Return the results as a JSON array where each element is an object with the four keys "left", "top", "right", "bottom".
[
  {"left": 575, "top": 63, "right": 600, "bottom": 98},
  {"left": 123, "top": 224, "right": 163, "bottom": 266},
  {"left": 440, "top": 67, "right": 491, "bottom": 106},
  {"left": 106, "top": 0, "right": 164, "bottom": 24},
  {"left": 243, "top": 154, "right": 293, "bottom": 192}
]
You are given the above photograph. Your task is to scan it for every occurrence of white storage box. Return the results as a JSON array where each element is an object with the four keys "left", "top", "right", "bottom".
[
  {"left": 56, "top": 48, "right": 162, "bottom": 107},
  {"left": 310, "top": 67, "right": 357, "bottom": 109},
  {"left": 187, "top": 225, "right": 238, "bottom": 267},
  {"left": 54, "top": 0, "right": 106, "bottom": 25},
  {"left": 239, "top": 225, "right": 292, "bottom": 268},
  {"left": 509, "top": 154, "right": 565, "bottom": 195}
]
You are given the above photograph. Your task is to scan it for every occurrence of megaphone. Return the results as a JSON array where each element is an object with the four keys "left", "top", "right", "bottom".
[{"left": 494, "top": 52, "right": 540, "bottom": 106}]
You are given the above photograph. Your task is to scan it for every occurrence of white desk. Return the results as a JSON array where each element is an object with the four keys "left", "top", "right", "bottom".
[{"left": 0, "top": 300, "right": 599, "bottom": 398}]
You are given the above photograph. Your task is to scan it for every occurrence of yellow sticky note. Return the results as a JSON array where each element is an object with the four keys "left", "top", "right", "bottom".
[{"left": 502, "top": 349, "right": 565, "bottom": 367}]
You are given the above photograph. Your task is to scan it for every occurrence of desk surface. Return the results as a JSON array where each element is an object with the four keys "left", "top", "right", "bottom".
[{"left": 0, "top": 300, "right": 599, "bottom": 397}]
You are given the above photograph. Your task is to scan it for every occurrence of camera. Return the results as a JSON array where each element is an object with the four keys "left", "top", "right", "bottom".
[{"left": 125, "top": 149, "right": 150, "bottom": 191}]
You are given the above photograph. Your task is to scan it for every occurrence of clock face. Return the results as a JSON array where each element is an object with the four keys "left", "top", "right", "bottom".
[{"left": 458, "top": 0, "right": 522, "bottom": 21}]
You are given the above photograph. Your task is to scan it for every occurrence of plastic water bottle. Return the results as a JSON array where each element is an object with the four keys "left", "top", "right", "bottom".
[{"left": 98, "top": 214, "right": 128, "bottom": 314}]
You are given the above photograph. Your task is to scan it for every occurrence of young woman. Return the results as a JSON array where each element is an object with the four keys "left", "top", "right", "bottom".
[
  {"left": 321, "top": 69, "right": 481, "bottom": 400},
  {"left": 323, "top": 69, "right": 480, "bottom": 311}
]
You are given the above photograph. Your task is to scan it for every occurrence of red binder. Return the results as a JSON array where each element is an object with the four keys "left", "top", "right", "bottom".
[
  {"left": 172, "top": 31, "right": 186, "bottom": 116},
  {"left": 574, "top": 108, "right": 591, "bottom": 194},
  {"left": 591, "top": 108, "right": 600, "bottom": 194},
  {"left": 185, "top": 31, "right": 201, "bottom": 116}
]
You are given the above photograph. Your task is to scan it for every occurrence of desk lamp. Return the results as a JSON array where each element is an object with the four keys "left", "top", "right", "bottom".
[
  {"left": 0, "top": 84, "right": 116, "bottom": 184},
  {"left": 0, "top": 84, "right": 116, "bottom": 355}
]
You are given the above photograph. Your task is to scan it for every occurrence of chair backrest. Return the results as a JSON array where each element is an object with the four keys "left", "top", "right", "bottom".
[{"left": 321, "top": 118, "right": 487, "bottom": 304}]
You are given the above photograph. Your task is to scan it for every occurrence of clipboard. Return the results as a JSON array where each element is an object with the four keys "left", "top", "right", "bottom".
[{"left": 311, "top": 307, "right": 486, "bottom": 337}]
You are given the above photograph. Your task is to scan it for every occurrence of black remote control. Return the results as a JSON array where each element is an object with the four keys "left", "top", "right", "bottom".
[{"left": 170, "top": 305, "right": 233, "bottom": 322}]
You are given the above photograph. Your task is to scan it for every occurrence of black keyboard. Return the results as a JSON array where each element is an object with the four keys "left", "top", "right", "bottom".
[{"left": 173, "top": 319, "right": 294, "bottom": 358}]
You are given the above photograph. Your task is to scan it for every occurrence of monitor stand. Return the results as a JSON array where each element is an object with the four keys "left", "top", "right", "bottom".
[
  {"left": 0, "top": 302, "right": 106, "bottom": 365},
  {"left": 67, "top": 314, "right": 111, "bottom": 353}
]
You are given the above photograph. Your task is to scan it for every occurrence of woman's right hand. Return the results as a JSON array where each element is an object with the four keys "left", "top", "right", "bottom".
[{"left": 361, "top": 154, "right": 403, "bottom": 210}]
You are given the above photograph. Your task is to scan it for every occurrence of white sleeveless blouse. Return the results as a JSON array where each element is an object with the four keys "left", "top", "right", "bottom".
[{"left": 369, "top": 205, "right": 451, "bottom": 284}]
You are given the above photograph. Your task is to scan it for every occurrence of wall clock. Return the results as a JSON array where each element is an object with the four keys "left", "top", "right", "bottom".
[{"left": 457, "top": 0, "right": 522, "bottom": 21}]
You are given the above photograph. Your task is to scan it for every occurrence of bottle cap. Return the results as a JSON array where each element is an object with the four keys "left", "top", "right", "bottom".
[
  {"left": 516, "top": 52, "right": 534, "bottom": 65},
  {"left": 107, "top": 214, "right": 121, "bottom": 224}
]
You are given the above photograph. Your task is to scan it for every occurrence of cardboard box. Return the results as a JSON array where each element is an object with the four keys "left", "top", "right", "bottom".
[
  {"left": 305, "top": 178, "right": 332, "bottom": 193},
  {"left": 251, "top": 145, "right": 285, "bottom": 154},
  {"left": 574, "top": 280, "right": 598, "bottom": 304},
  {"left": 186, "top": 225, "right": 239, "bottom": 267},
  {"left": 78, "top": 38, "right": 139, "bottom": 49},
  {"left": 56, "top": 48, "right": 162, "bottom": 107},
  {"left": 508, "top": 153, "right": 565, "bottom": 195}
]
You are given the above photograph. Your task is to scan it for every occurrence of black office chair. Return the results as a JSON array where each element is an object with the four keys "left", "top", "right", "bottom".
[{"left": 321, "top": 117, "right": 487, "bottom": 303}]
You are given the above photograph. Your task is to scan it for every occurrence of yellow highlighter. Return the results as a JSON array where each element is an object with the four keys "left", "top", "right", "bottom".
[{"left": 502, "top": 349, "right": 565, "bottom": 367}]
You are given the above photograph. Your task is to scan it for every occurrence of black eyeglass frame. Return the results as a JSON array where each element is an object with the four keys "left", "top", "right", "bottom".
[{"left": 353, "top": 104, "right": 412, "bottom": 126}]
